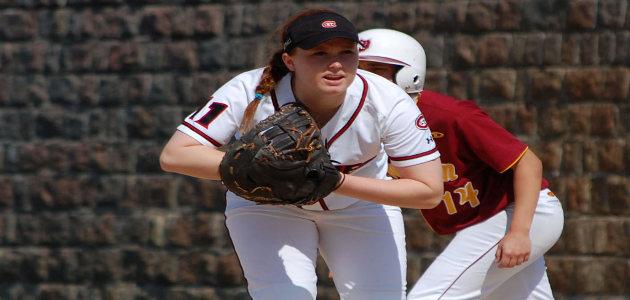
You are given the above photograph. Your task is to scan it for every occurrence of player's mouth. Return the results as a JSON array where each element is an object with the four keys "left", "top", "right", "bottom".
[{"left": 323, "top": 74, "right": 345, "bottom": 86}]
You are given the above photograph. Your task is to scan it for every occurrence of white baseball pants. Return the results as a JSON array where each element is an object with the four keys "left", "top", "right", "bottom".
[
  {"left": 225, "top": 201, "right": 407, "bottom": 300},
  {"left": 407, "top": 189, "right": 564, "bottom": 300}
]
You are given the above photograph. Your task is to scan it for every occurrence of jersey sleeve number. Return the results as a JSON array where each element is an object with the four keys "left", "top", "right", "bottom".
[{"left": 189, "top": 101, "right": 228, "bottom": 129}]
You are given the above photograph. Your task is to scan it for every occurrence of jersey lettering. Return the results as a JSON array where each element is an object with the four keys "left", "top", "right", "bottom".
[
  {"left": 190, "top": 100, "right": 228, "bottom": 129},
  {"left": 439, "top": 163, "right": 480, "bottom": 215},
  {"left": 455, "top": 182, "right": 480, "bottom": 208},
  {"left": 442, "top": 191, "right": 458, "bottom": 215},
  {"left": 442, "top": 163, "right": 458, "bottom": 182}
]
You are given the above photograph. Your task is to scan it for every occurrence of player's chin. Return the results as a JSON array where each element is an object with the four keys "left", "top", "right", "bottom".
[{"left": 320, "top": 79, "right": 350, "bottom": 94}]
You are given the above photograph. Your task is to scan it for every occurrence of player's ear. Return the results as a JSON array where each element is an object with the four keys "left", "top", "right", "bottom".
[{"left": 282, "top": 53, "right": 295, "bottom": 72}]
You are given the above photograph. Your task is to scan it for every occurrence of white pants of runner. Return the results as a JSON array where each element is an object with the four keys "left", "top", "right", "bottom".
[
  {"left": 408, "top": 188, "right": 564, "bottom": 300},
  {"left": 225, "top": 201, "right": 407, "bottom": 300}
]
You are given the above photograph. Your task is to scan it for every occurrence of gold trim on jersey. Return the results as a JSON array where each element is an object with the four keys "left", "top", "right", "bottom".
[{"left": 499, "top": 146, "right": 528, "bottom": 173}]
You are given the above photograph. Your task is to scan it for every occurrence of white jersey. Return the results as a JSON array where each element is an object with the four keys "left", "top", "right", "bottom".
[{"left": 177, "top": 68, "right": 439, "bottom": 211}]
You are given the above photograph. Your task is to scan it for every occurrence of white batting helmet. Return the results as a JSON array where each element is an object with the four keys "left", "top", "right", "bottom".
[{"left": 358, "top": 29, "right": 426, "bottom": 93}]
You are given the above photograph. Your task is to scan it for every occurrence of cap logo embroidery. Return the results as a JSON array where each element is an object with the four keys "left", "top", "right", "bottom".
[
  {"left": 321, "top": 20, "right": 337, "bottom": 28},
  {"left": 359, "top": 39, "right": 370, "bottom": 52}
]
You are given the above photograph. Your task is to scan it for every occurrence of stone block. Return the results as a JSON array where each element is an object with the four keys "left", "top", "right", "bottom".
[
  {"left": 166, "top": 287, "right": 220, "bottom": 300},
  {"left": 579, "top": 33, "right": 599, "bottom": 65},
  {"left": 539, "top": 141, "right": 563, "bottom": 175},
  {"left": 599, "top": 0, "right": 628, "bottom": 28},
  {"left": 452, "top": 35, "right": 477, "bottom": 69},
  {"left": 126, "top": 106, "right": 180, "bottom": 139},
  {"left": 0, "top": 9, "right": 37, "bottom": 40},
  {"left": 543, "top": 33, "right": 563, "bottom": 65},
  {"left": 123, "top": 175, "right": 176, "bottom": 209},
  {"left": 465, "top": 1, "right": 497, "bottom": 31},
  {"left": 497, "top": 0, "right": 523, "bottom": 30},
  {"left": 4, "top": 75, "right": 50, "bottom": 107},
  {"left": 522, "top": 0, "right": 568, "bottom": 30},
  {"left": 599, "top": 139, "right": 626, "bottom": 173},
  {"left": 478, "top": 69, "right": 516, "bottom": 100},
  {"left": 614, "top": 31, "right": 630, "bottom": 64},
  {"left": 434, "top": 1, "right": 467, "bottom": 31},
  {"left": 537, "top": 106, "right": 567, "bottom": 137},
  {"left": 61, "top": 42, "right": 96, "bottom": 72},
  {"left": 195, "top": 5, "right": 224, "bottom": 37},
  {"left": 512, "top": 33, "right": 545, "bottom": 66},
  {"left": 562, "top": 141, "right": 584, "bottom": 175},
  {"left": 477, "top": 34, "right": 511, "bottom": 66},
  {"left": 165, "top": 42, "right": 199, "bottom": 71},
  {"left": 567, "top": 0, "right": 597, "bottom": 29},
  {"left": 411, "top": 1, "right": 438, "bottom": 31},
  {"left": 602, "top": 68, "right": 630, "bottom": 101},
  {"left": 405, "top": 214, "right": 437, "bottom": 252},
  {"left": 140, "top": 6, "right": 175, "bottom": 37},
  {"left": 177, "top": 251, "right": 218, "bottom": 285},
  {"left": 216, "top": 253, "right": 245, "bottom": 287},
  {"left": 177, "top": 177, "right": 226, "bottom": 211},
  {"left": 387, "top": 4, "right": 417, "bottom": 33},
  {"left": 446, "top": 71, "right": 471, "bottom": 100},
  {"left": 565, "top": 68, "right": 605, "bottom": 100},
  {"left": 590, "top": 104, "right": 619, "bottom": 136},
  {"left": 138, "top": 42, "right": 165, "bottom": 71},
  {"left": 599, "top": 32, "right": 617, "bottom": 64}
]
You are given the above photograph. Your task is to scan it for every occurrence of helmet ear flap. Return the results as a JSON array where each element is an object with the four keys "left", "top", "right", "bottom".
[{"left": 395, "top": 66, "right": 425, "bottom": 94}]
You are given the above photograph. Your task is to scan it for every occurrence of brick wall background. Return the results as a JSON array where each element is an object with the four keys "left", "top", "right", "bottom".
[{"left": 0, "top": 0, "right": 628, "bottom": 299}]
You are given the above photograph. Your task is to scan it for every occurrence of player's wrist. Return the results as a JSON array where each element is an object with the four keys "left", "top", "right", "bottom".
[{"left": 333, "top": 172, "right": 346, "bottom": 191}]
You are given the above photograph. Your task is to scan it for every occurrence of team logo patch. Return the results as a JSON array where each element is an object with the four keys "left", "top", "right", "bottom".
[
  {"left": 359, "top": 39, "right": 371, "bottom": 52},
  {"left": 416, "top": 114, "right": 428, "bottom": 129},
  {"left": 321, "top": 20, "right": 337, "bottom": 28}
]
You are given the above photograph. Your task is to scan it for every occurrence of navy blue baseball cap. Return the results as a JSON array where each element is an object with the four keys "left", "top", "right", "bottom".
[{"left": 283, "top": 11, "right": 359, "bottom": 52}]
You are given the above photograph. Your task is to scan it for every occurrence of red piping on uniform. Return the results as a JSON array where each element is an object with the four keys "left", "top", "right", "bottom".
[
  {"left": 318, "top": 199, "right": 329, "bottom": 210},
  {"left": 326, "top": 74, "right": 368, "bottom": 148},
  {"left": 270, "top": 90, "right": 280, "bottom": 111},
  {"left": 336, "top": 155, "right": 377, "bottom": 174},
  {"left": 389, "top": 147, "right": 438, "bottom": 161},
  {"left": 182, "top": 122, "right": 222, "bottom": 147},
  {"left": 437, "top": 240, "right": 501, "bottom": 300},
  {"left": 318, "top": 74, "right": 368, "bottom": 211}
]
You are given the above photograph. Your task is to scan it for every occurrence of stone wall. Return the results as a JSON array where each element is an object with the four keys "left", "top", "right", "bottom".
[{"left": 0, "top": 0, "right": 628, "bottom": 299}]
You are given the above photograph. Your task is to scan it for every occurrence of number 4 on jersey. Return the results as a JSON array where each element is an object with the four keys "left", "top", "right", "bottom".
[{"left": 189, "top": 99, "right": 228, "bottom": 129}]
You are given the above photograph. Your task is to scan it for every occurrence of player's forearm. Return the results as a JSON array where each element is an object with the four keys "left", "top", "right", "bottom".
[
  {"left": 335, "top": 158, "right": 443, "bottom": 209},
  {"left": 160, "top": 144, "right": 224, "bottom": 180},
  {"left": 335, "top": 175, "right": 442, "bottom": 209},
  {"left": 510, "top": 149, "right": 542, "bottom": 233}
]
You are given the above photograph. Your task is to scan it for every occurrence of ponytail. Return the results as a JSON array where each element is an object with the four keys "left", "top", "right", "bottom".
[{"left": 238, "top": 50, "right": 290, "bottom": 133}]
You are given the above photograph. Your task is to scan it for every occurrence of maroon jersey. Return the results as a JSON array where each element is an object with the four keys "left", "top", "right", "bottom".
[{"left": 418, "top": 90, "right": 549, "bottom": 235}]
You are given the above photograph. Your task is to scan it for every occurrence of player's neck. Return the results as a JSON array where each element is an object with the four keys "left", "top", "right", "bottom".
[{"left": 291, "top": 77, "right": 345, "bottom": 127}]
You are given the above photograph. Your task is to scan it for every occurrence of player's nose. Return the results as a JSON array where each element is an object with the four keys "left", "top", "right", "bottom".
[{"left": 329, "top": 60, "right": 343, "bottom": 71}]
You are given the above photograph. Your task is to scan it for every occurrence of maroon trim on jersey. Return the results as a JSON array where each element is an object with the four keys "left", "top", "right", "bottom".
[
  {"left": 270, "top": 90, "right": 280, "bottom": 111},
  {"left": 326, "top": 74, "right": 368, "bottom": 148},
  {"left": 318, "top": 199, "right": 330, "bottom": 210},
  {"left": 181, "top": 121, "right": 222, "bottom": 147},
  {"left": 389, "top": 147, "right": 439, "bottom": 161},
  {"left": 336, "top": 155, "right": 377, "bottom": 174}
]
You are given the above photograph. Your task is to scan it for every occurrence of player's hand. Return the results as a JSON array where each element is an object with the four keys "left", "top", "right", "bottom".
[{"left": 495, "top": 229, "right": 531, "bottom": 268}]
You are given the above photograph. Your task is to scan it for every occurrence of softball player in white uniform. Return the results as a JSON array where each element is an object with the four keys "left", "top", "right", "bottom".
[{"left": 160, "top": 10, "right": 443, "bottom": 300}]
